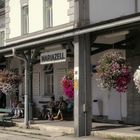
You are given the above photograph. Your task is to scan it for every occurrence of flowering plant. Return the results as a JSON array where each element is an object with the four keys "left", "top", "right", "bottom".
[
  {"left": 96, "top": 51, "right": 131, "bottom": 93},
  {"left": 133, "top": 66, "right": 140, "bottom": 93},
  {"left": 0, "top": 70, "right": 22, "bottom": 95},
  {"left": 61, "top": 69, "right": 74, "bottom": 99}
]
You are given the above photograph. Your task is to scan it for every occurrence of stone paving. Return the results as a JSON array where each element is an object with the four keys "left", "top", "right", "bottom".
[
  {"left": 0, "top": 129, "right": 108, "bottom": 140},
  {"left": 1, "top": 119, "right": 140, "bottom": 139}
]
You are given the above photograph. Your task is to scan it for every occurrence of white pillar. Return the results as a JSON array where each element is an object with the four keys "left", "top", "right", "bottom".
[
  {"left": 24, "top": 61, "right": 29, "bottom": 128},
  {"left": 74, "top": 34, "right": 92, "bottom": 136}
]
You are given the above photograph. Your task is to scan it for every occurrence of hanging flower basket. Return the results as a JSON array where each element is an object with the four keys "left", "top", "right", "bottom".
[
  {"left": 0, "top": 70, "right": 22, "bottom": 95},
  {"left": 61, "top": 69, "right": 74, "bottom": 99},
  {"left": 133, "top": 66, "right": 140, "bottom": 93},
  {"left": 96, "top": 51, "right": 131, "bottom": 93}
]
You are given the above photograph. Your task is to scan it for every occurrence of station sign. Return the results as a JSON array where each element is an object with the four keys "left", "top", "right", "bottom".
[{"left": 40, "top": 49, "right": 66, "bottom": 64}]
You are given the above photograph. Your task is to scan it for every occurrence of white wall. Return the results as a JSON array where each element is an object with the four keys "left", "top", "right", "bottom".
[
  {"left": 53, "top": 0, "right": 69, "bottom": 26},
  {"left": 53, "top": 62, "right": 68, "bottom": 100},
  {"left": 0, "top": 13, "right": 5, "bottom": 46},
  {"left": 0, "top": 14, "right": 5, "bottom": 29},
  {"left": 90, "top": 0, "right": 135, "bottom": 24},
  {"left": 29, "top": 0, "right": 43, "bottom": 33},
  {"left": 137, "top": 1, "right": 140, "bottom": 12},
  {"left": 8, "top": 0, "right": 70, "bottom": 39},
  {"left": 9, "top": 0, "right": 21, "bottom": 38},
  {"left": 91, "top": 49, "right": 127, "bottom": 120}
]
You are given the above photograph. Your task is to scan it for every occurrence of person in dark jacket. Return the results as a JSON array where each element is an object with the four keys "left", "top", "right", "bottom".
[{"left": 53, "top": 96, "right": 67, "bottom": 121}]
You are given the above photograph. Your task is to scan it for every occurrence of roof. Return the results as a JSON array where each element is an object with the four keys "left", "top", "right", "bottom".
[{"left": 1, "top": 13, "right": 140, "bottom": 54}]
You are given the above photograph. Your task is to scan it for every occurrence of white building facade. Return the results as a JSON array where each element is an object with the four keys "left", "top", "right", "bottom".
[
  {"left": 0, "top": 7, "right": 5, "bottom": 47},
  {"left": 0, "top": 0, "right": 140, "bottom": 136},
  {"left": 5, "top": 0, "right": 74, "bottom": 105}
]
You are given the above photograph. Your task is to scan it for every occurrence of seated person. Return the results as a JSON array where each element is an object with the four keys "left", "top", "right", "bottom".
[
  {"left": 53, "top": 96, "right": 67, "bottom": 121},
  {"left": 10, "top": 102, "right": 17, "bottom": 116},
  {"left": 47, "top": 96, "right": 56, "bottom": 120},
  {"left": 39, "top": 96, "right": 56, "bottom": 120},
  {"left": 12, "top": 101, "right": 24, "bottom": 118},
  {"left": 39, "top": 105, "right": 48, "bottom": 119}
]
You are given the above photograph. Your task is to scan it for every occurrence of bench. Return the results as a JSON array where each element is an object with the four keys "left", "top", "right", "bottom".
[{"left": 0, "top": 108, "right": 13, "bottom": 127}]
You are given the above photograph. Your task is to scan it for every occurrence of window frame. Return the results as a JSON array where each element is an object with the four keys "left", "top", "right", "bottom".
[
  {"left": 44, "top": 64, "right": 53, "bottom": 97},
  {"left": 43, "top": 0, "right": 53, "bottom": 29},
  {"left": 21, "top": 4, "right": 29, "bottom": 35},
  {"left": 0, "top": 30, "right": 4, "bottom": 47}
]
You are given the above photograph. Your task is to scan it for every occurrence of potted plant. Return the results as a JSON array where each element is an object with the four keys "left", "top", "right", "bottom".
[
  {"left": 0, "top": 70, "right": 22, "bottom": 95},
  {"left": 61, "top": 69, "right": 74, "bottom": 99},
  {"left": 96, "top": 51, "right": 131, "bottom": 93}
]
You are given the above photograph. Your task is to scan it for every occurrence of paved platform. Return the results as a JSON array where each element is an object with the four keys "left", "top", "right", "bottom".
[{"left": 2, "top": 119, "right": 140, "bottom": 139}]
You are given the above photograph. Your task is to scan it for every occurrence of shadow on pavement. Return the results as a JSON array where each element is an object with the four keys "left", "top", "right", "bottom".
[
  {"left": 0, "top": 122, "right": 15, "bottom": 127},
  {"left": 92, "top": 124, "right": 131, "bottom": 131}
]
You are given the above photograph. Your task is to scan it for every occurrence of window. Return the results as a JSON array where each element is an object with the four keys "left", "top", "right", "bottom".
[
  {"left": 43, "top": 0, "right": 53, "bottom": 28},
  {"left": 21, "top": 5, "right": 29, "bottom": 35},
  {"left": 45, "top": 73, "right": 53, "bottom": 96},
  {"left": 0, "top": 31, "right": 4, "bottom": 47},
  {"left": 44, "top": 64, "right": 53, "bottom": 96}
]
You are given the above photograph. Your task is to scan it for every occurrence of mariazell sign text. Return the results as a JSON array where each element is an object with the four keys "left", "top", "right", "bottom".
[{"left": 40, "top": 49, "right": 66, "bottom": 64}]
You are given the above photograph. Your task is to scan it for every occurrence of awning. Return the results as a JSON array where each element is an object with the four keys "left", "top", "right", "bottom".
[{"left": 1, "top": 13, "right": 140, "bottom": 54}]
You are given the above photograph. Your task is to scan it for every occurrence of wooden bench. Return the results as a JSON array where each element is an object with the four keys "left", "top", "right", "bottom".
[{"left": 0, "top": 108, "right": 13, "bottom": 127}]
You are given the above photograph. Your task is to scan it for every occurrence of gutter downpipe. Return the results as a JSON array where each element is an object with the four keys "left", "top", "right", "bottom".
[
  {"left": 12, "top": 48, "right": 29, "bottom": 128},
  {"left": 1, "top": 15, "right": 140, "bottom": 54}
]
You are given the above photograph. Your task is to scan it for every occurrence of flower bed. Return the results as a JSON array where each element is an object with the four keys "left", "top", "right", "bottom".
[{"left": 96, "top": 51, "right": 131, "bottom": 93}]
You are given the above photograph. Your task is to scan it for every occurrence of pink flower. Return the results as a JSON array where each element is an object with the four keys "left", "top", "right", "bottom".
[
  {"left": 61, "top": 70, "right": 74, "bottom": 99},
  {"left": 115, "top": 75, "right": 131, "bottom": 93},
  {"left": 96, "top": 51, "right": 131, "bottom": 93},
  {"left": 0, "top": 70, "right": 22, "bottom": 95}
]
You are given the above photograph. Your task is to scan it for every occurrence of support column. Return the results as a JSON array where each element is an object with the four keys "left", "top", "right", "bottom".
[
  {"left": 74, "top": 34, "right": 92, "bottom": 137},
  {"left": 27, "top": 51, "right": 33, "bottom": 121},
  {"left": 11, "top": 50, "right": 33, "bottom": 127},
  {"left": 29, "top": 64, "right": 33, "bottom": 120},
  {"left": 24, "top": 60, "right": 29, "bottom": 127},
  {"left": 24, "top": 51, "right": 33, "bottom": 127}
]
